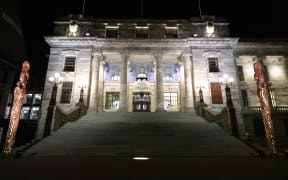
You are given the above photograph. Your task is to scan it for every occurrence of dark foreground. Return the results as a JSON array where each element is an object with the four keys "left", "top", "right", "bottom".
[{"left": 0, "top": 156, "right": 287, "bottom": 179}]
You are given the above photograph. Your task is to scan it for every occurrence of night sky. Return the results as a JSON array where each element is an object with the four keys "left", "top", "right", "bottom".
[{"left": 16, "top": 0, "right": 288, "bottom": 87}]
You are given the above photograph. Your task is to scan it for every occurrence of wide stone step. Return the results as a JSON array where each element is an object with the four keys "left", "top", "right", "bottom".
[{"left": 24, "top": 112, "right": 254, "bottom": 157}]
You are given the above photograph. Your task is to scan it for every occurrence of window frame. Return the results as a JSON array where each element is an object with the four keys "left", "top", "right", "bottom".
[{"left": 63, "top": 57, "right": 76, "bottom": 72}]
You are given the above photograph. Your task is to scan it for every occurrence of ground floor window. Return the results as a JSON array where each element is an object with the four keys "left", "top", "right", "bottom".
[
  {"left": 105, "top": 92, "right": 120, "bottom": 110},
  {"left": 60, "top": 82, "right": 73, "bottom": 104},
  {"left": 164, "top": 92, "right": 178, "bottom": 111}
]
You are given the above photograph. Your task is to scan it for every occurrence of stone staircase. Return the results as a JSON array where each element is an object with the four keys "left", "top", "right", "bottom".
[{"left": 23, "top": 112, "right": 254, "bottom": 157}]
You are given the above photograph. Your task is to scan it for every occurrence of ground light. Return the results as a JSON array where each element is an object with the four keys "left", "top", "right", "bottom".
[{"left": 133, "top": 156, "right": 149, "bottom": 160}]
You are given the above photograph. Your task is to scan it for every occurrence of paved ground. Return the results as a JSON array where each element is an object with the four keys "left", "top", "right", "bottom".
[{"left": 1, "top": 112, "right": 287, "bottom": 179}]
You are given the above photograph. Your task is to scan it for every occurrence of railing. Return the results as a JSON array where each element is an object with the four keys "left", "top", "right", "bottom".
[
  {"left": 196, "top": 102, "right": 229, "bottom": 132},
  {"left": 247, "top": 105, "right": 288, "bottom": 113},
  {"left": 54, "top": 103, "right": 87, "bottom": 131}
]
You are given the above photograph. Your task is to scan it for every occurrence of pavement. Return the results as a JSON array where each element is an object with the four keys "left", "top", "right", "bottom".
[{"left": 0, "top": 112, "right": 287, "bottom": 179}]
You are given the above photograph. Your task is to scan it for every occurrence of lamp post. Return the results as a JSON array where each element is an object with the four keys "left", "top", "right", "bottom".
[
  {"left": 78, "top": 85, "right": 86, "bottom": 103},
  {"left": 220, "top": 74, "right": 239, "bottom": 137},
  {"left": 43, "top": 73, "right": 63, "bottom": 137},
  {"left": 196, "top": 85, "right": 205, "bottom": 103}
]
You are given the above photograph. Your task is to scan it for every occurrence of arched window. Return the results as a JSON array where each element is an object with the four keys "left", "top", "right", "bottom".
[
  {"left": 164, "top": 74, "right": 173, "bottom": 81},
  {"left": 112, "top": 74, "right": 120, "bottom": 81},
  {"left": 136, "top": 73, "right": 148, "bottom": 81}
]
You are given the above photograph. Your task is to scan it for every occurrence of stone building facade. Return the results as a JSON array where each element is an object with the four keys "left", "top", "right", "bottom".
[{"left": 38, "top": 15, "right": 288, "bottom": 148}]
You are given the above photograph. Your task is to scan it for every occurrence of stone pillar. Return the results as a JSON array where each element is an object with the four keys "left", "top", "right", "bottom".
[
  {"left": 183, "top": 54, "right": 194, "bottom": 112},
  {"left": 88, "top": 53, "right": 100, "bottom": 111},
  {"left": 179, "top": 58, "right": 186, "bottom": 112},
  {"left": 97, "top": 56, "right": 105, "bottom": 112},
  {"left": 155, "top": 52, "right": 165, "bottom": 111},
  {"left": 119, "top": 52, "right": 129, "bottom": 112}
]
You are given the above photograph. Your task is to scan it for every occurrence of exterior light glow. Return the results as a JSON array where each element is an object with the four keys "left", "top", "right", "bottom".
[
  {"left": 106, "top": 26, "right": 119, "bottom": 29},
  {"left": 133, "top": 157, "right": 149, "bottom": 160},
  {"left": 165, "top": 26, "right": 178, "bottom": 30},
  {"left": 136, "top": 26, "right": 149, "bottom": 29}
]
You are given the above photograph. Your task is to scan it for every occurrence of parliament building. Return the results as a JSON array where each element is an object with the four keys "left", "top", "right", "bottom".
[{"left": 38, "top": 15, "right": 288, "bottom": 149}]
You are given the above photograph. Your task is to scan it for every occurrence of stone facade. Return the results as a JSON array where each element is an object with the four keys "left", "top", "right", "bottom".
[{"left": 38, "top": 15, "right": 288, "bottom": 148}]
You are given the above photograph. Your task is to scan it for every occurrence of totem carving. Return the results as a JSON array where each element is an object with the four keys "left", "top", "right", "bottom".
[
  {"left": 253, "top": 59, "right": 277, "bottom": 155},
  {"left": 3, "top": 61, "right": 30, "bottom": 157}
]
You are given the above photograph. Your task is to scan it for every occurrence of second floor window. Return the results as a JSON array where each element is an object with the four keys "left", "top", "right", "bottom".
[
  {"left": 208, "top": 57, "right": 219, "bottom": 72},
  {"left": 64, "top": 57, "right": 76, "bottom": 72},
  {"left": 136, "top": 27, "right": 149, "bottom": 38},
  {"left": 111, "top": 74, "right": 120, "bottom": 81},
  {"left": 106, "top": 28, "right": 119, "bottom": 38},
  {"left": 164, "top": 74, "right": 173, "bottom": 81},
  {"left": 165, "top": 27, "right": 178, "bottom": 38}
]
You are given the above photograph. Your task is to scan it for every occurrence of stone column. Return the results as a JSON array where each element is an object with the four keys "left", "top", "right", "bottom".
[
  {"left": 88, "top": 53, "right": 100, "bottom": 111},
  {"left": 179, "top": 58, "right": 186, "bottom": 112},
  {"left": 97, "top": 56, "right": 105, "bottom": 112},
  {"left": 118, "top": 52, "right": 129, "bottom": 112},
  {"left": 183, "top": 54, "right": 194, "bottom": 112},
  {"left": 155, "top": 52, "right": 165, "bottom": 111}
]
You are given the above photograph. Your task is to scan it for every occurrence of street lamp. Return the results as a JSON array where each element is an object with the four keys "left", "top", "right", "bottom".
[
  {"left": 196, "top": 84, "right": 205, "bottom": 103},
  {"left": 43, "top": 73, "right": 63, "bottom": 137},
  {"left": 78, "top": 84, "right": 86, "bottom": 103},
  {"left": 219, "top": 74, "right": 239, "bottom": 137}
]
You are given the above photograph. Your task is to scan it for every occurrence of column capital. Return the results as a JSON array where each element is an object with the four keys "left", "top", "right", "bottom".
[
  {"left": 92, "top": 51, "right": 101, "bottom": 57},
  {"left": 153, "top": 51, "right": 163, "bottom": 61},
  {"left": 120, "top": 51, "right": 130, "bottom": 60}
]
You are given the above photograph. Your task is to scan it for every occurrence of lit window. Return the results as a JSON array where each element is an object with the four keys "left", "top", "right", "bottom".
[
  {"left": 111, "top": 74, "right": 120, "bottom": 81},
  {"left": 206, "top": 21, "right": 215, "bottom": 37},
  {"left": 164, "top": 74, "right": 173, "bottom": 81},
  {"left": 106, "top": 27, "right": 119, "bottom": 38},
  {"left": 20, "top": 107, "right": 30, "bottom": 120},
  {"left": 105, "top": 92, "right": 120, "bottom": 110},
  {"left": 64, "top": 57, "right": 76, "bottom": 72},
  {"left": 136, "top": 26, "right": 149, "bottom": 38},
  {"left": 30, "top": 107, "right": 40, "bottom": 120},
  {"left": 208, "top": 57, "right": 219, "bottom": 72},
  {"left": 164, "top": 92, "right": 178, "bottom": 111},
  {"left": 68, "top": 20, "right": 79, "bottom": 37},
  {"left": 136, "top": 73, "right": 148, "bottom": 81},
  {"left": 165, "top": 27, "right": 178, "bottom": 38}
]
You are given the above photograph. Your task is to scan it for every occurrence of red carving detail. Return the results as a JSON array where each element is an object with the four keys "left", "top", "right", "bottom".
[
  {"left": 3, "top": 61, "right": 30, "bottom": 157},
  {"left": 253, "top": 59, "right": 277, "bottom": 155}
]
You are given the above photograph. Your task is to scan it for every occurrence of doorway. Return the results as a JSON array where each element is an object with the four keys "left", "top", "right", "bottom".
[{"left": 133, "top": 92, "right": 151, "bottom": 112}]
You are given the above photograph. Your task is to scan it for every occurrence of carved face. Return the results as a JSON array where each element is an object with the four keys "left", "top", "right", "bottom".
[{"left": 22, "top": 61, "right": 30, "bottom": 72}]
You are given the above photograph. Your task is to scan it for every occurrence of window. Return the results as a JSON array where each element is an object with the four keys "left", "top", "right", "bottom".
[
  {"left": 60, "top": 82, "right": 73, "bottom": 104},
  {"left": 106, "top": 28, "right": 118, "bottom": 38},
  {"left": 136, "top": 73, "right": 148, "bottom": 81},
  {"left": 105, "top": 92, "right": 120, "bottom": 110},
  {"left": 111, "top": 74, "right": 120, "bottom": 81},
  {"left": 164, "top": 74, "right": 173, "bottom": 81},
  {"left": 64, "top": 57, "right": 76, "bottom": 72},
  {"left": 33, "top": 94, "right": 42, "bottom": 105},
  {"left": 164, "top": 92, "right": 178, "bottom": 111},
  {"left": 23, "top": 94, "right": 33, "bottom": 105},
  {"left": 237, "top": 66, "right": 245, "bottom": 81},
  {"left": 210, "top": 82, "right": 223, "bottom": 104},
  {"left": 136, "top": 27, "right": 149, "bottom": 38},
  {"left": 241, "top": 90, "right": 249, "bottom": 108},
  {"left": 269, "top": 90, "right": 276, "bottom": 107},
  {"left": 20, "top": 107, "right": 30, "bottom": 120},
  {"left": 30, "top": 107, "right": 40, "bottom": 120},
  {"left": 165, "top": 27, "right": 178, "bottom": 38},
  {"left": 208, "top": 58, "right": 219, "bottom": 72}
]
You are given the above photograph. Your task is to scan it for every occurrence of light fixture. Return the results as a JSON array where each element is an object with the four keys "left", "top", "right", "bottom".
[
  {"left": 85, "top": 32, "right": 90, "bottom": 36},
  {"left": 193, "top": 33, "right": 198, "bottom": 37},
  {"left": 206, "top": 21, "right": 215, "bottom": 36},
  {"left": 133, "top": 156, "right": 149, "bottom": 160}
]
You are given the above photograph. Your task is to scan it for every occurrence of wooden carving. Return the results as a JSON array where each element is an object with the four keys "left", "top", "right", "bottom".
[
  {"left": 253, "top": 59, "right": 277, "bottom": 155},
  {"left": 3, "top": 61, "right": 30, "bottom": 157}
]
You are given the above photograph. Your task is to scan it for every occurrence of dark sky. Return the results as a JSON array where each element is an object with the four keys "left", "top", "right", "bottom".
[{"left": 17, "top": 0, "right": 288, "bottom": 86}]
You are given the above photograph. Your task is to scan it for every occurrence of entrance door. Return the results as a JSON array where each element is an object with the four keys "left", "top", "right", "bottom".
[{"left": 133, "top": 92, "right": 151, "bottom": 112}]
